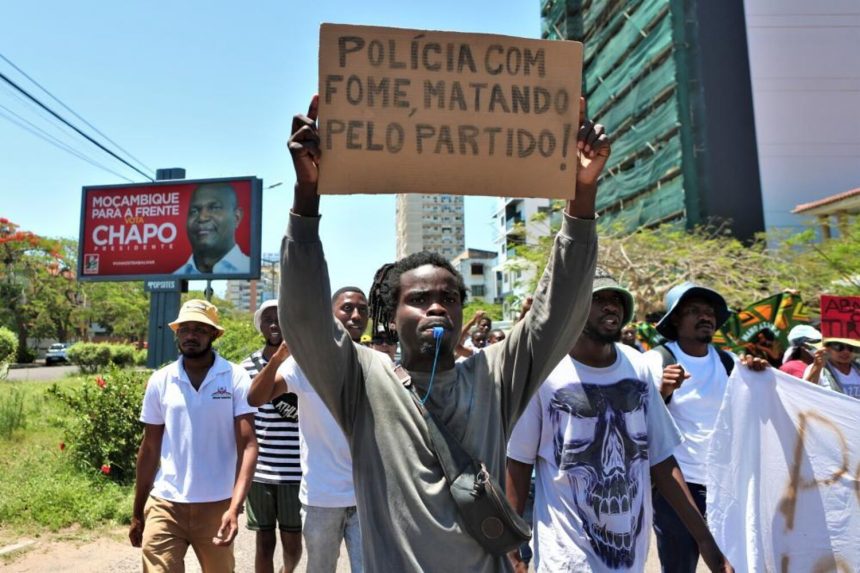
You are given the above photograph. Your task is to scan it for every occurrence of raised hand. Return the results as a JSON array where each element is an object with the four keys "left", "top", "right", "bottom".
[
  {"left": 575, "top": 97, "right": 610, "bottom": 188},
  {"left": 288, "top": 95, "right": 322, "bottom": 215},
  {"left": 660, "top": 363, "right": 690, "bottom": 399}
]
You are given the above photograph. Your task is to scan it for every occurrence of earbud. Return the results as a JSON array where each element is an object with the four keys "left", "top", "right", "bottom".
[{"left": 433, "top": 326, "right": 444, "bottom": 340}]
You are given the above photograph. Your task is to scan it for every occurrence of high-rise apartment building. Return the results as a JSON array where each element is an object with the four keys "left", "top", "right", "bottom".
[
  {"left": 224, "top": 254, "right": 279, "bottom": 313},
  {"left": 395, "top": 194, "right": 465, "bottom": 260},
  {"left": 541, "top": 0, "right": 764, "bottom": 239}
]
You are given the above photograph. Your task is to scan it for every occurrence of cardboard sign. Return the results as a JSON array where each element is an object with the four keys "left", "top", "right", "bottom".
[
  {"left": 77, "top": 177, "right": 262, "bottom": 282},
  {"left": 820, "top": 295, "right": 860, "bottom": 339},
  {"left": 317, "top": 24, "right": 583, "bottom": 199}
]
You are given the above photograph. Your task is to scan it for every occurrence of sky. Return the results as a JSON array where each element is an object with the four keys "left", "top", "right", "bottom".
[{"left": 0, "top": 1, "right": 541, "bottom": 296}]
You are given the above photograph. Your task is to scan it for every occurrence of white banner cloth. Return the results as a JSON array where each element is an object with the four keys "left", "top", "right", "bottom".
[{"left": 706, "top": 367, "right": 860, "bottom": 572}]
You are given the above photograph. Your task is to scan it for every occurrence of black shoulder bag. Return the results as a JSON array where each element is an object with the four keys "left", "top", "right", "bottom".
[{"left": 394, "top": 365, "right": 531, "bottom": 556}]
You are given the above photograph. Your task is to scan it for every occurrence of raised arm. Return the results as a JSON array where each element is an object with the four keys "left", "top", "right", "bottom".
[
  {"left": 279, "top": 95, "right": 364, "bottom": 432},
  {"left": 492, "top": 98, "right": 610, "bottom": 428},
  {"left": 248, "top": 342, "right": 291, "bottom": 406}
]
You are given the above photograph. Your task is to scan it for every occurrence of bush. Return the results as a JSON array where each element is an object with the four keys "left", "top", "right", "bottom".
[
  {"left": 0, "top": 385, "right": 26, "bottom": 439},
  {"left": 67, "top": 342, "right": 112, "bottom": 374},
  {"left": 134, "top": 348, "right": 148, "bottom": 366},
  {"left": 16, "top": 344, "right": 36, "bottom": 364},
  {"left": 109, "top": 344, "right": 137, "bottom": 367},
  {"left": 215, "top": 313, "right": 261, "bottom": 363},
  {"left": 0, "top": 327, "right": 17, "bottom": 365},
  {"left": 47, "top": 367, "right": 148, "bottom": 484}
]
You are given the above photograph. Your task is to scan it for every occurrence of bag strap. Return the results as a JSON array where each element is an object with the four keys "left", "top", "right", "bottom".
[
  {"left": 393, "top": 364, "right": 476, "bottom": 485},
  {"left": 716, "top": 348, "right": 735, "bottom": 376}
]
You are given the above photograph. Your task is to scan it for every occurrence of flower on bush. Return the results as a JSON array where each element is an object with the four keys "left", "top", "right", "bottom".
[
  {"left": 95, "top": 376, "right": 106, "bottom": 389},
  {"left": 100, "top": 464, "right": 111, "bottom": 475},
  {"left": 59, "top": 442, "right": 66, "bottom": 451},
  {"left": 48, "top": 366, "right": 148, "bottom": 484}
]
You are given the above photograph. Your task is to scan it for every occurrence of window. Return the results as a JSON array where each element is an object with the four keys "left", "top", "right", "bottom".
[
  {"left": 471, "top": 263, "right": 484, "bottom": 275},
  {"left": 472, "top": 285, "right": 485, "bottom": 297}
]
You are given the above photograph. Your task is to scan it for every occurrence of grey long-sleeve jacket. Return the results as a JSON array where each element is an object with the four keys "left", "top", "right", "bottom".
[{"left": 279, "top": 210, "right": 597, "bottom": 572}]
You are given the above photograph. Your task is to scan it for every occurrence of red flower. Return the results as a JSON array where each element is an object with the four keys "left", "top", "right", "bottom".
[
  {"left": 100, "top": 464, "right": 111, "bottom": 475},
  {"left": 59, "top": 442, "right": 66, "bottom": 451},
  {"left": 95, "top": 376, "right": 106, "bottom": 389}
]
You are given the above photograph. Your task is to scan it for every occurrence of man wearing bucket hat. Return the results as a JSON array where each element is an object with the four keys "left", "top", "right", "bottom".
[
  {"left": 803, "top": 337, "right": 860, "bottom": 398},
  {"left": 129, "top": 299, "right": 258, "bottom": 573},
  {"left": 644, "top": 283, "right": 765, "bottom": 573},
  {"left": 507, "top": 270, "right": 731, "bottom": 572},
  {"left": 240, "top": 299, "right": 303, "bottom": 573}
]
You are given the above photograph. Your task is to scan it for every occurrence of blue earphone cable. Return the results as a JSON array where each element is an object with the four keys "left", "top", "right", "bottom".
[{"left": 421, "top": 326, "right": 444, "bottom": 405}]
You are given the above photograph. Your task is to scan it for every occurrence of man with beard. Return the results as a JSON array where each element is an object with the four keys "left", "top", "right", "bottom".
[
  {"left": 279, "top": 95, "right": 604, "bottom": 571},
  {"left": 644, "top": 283, "right": 765, "bottom": 572},
  {"left": 506, "top": 271, "right": 731, "bottom": 572},
  {"left": 129, "top": 299, "right": 258, "bottom": 572},
  {"left": 240, "top": 299, "right": 302, "bottom": 573},
  {"left": 249, "top": 287, "right": 369, "bottom": 573},
  {"left": 175, "top": 183, "right": 250, "bottom": 274}
]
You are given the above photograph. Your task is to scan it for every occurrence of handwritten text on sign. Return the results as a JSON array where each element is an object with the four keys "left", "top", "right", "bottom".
[
  {"left": 820, "top": 295, "right": 860, "bottom": 339},
  {"left": 317, "top": 24, "right": 583, "bottom": 199}
]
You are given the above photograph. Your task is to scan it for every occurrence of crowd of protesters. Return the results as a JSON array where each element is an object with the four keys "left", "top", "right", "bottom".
[{"left": 126, "top": 95, "right": 858, "bottom": 573}]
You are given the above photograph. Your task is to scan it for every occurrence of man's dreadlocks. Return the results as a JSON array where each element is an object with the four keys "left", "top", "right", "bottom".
[{"left": 368, "top": 251, "right": 468, "bottom": 343}]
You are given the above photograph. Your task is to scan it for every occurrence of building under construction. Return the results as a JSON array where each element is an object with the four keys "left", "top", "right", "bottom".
[{"left": 541, "top": 0, "right": 764, "bottom": 239}]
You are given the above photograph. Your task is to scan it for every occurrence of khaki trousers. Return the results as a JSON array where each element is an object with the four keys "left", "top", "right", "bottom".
[{"left": 142, "top": 496, "right": 234, "bottom": 573}]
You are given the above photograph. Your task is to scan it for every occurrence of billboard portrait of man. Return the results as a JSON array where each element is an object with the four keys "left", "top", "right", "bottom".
[{"left": 175, "top": 183, "right": 250, "bottom": 275}]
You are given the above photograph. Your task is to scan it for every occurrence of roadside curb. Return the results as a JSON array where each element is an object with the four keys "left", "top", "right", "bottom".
[{"left": 0, "top": 540, "right": 37, "bottom": 557}]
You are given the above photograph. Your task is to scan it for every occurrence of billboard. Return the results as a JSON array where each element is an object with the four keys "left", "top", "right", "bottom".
[{"left": 77, "top": 176, "right": 262, "bottom": 281}]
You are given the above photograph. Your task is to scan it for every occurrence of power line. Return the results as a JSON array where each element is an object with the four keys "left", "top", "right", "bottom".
[
  {"left": 0, "top": 53, "right": 155, "bottom": 178},
  {"left": 0, "top": 104, "right": 134, "bottom": 182},
  {"left": 0, "top": 68, "right": 154, "bottom": 182}
]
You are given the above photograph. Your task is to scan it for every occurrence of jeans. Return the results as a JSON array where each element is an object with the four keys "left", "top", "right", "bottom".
[
  {"left": 653, "top": 482, "right": 708, "bottom": 573},
  {"left": 300, "top": 504, "right": 363, "bottom": 572}
]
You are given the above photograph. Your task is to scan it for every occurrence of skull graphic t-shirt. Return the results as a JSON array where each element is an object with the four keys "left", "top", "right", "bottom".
[{"left": 508, "top": 344, "right": 681, "bottom": 572}]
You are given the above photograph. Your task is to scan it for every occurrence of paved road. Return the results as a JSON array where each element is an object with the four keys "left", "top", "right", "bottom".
[{"left": 7, "top": 364, "right": 78, "bottom": 382}]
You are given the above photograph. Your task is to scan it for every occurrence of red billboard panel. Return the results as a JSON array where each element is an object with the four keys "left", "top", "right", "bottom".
[{"left": 78, "top": 177, "right": 262, "bottom": 281}]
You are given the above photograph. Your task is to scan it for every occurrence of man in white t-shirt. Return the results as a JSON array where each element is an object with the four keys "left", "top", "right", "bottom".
[
  {"left": 249, "top": 287, "right": 367, "bottom": 573},
  {"left": 507, "top": 271, "right": 731, "bottom": 572},
  {"left": 128, "top": 299, "right": 258, "bottom": 573},
  {"left": 644, "top": 282, "right": 766, "bottom": 573}
]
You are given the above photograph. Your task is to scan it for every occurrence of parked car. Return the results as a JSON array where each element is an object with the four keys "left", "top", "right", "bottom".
[{"left": 45, "top": 343, "right": 69, "bottom": 365}]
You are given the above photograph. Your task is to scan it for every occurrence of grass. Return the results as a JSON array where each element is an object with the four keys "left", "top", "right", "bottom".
[{"left": 0, "top": 375, "right": 134, "bottom": 544}]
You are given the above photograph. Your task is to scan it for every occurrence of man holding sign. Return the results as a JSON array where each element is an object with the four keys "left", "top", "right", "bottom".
[{"left": 279, "top": 81, "right": 607, "bottom": 570}]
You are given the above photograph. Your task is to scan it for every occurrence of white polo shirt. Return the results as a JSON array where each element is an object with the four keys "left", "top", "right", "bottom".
[{"left": 140, "top": 352, "right": 256, "bottom": 503}]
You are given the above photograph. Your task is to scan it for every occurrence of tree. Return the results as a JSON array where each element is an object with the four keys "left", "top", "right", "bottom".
[
  {"left": 506, "top": 204, "right": 860, "bottom": 320},
  {"left": 78, "top": 281, "right": 150, "bottom": 343},
  {"left": 0, "top": 219, "right": 76, "bottom": 360}
]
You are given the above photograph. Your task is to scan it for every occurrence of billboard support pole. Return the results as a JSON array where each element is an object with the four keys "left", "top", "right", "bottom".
[{"left": 146, "top": 168, "right": 186, "bottom": 369}]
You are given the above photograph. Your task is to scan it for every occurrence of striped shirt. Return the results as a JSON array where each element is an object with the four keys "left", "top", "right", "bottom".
[{"left": 241, "top": 350, "right": 301, "bottom": 484}]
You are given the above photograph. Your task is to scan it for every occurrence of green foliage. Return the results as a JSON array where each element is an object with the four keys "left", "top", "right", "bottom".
[
  {"left": 0, "top": 378, "right": 133, "bottom": 533},
  {"left": 16, "top": 345, "right": 36, "bottom": 364},
  {"left": 79, "top": 282, "right": 149, "bottom": 343},
  {"left": 134, "top": 348, "right": 148, "bottom": 366},
  {"left": 506, "top": 212, "right": 860, "bottom": 320},
  {"left": 463, "top": 300, "right": 504, "bottom": 321},
  {"left": 0, "top": 442, "right": 133, "bottom": 531},
  {"left": 0, "top": 326, "right": 17, "bottom": 365},
  {"left": 67, "top": 342, "right": 112, "bottom": 374},
  {"left": 0, "top": 385, "right": 26, "bottom": 439},
  {"left": 108, "top": 343, "right": 137, "bottom": 367},
  {"left": 47, "top": 367, "right": 148, "bottom": 484},
  {"left": 214, "top": 312, "right": 261, "bottom": 363}
]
